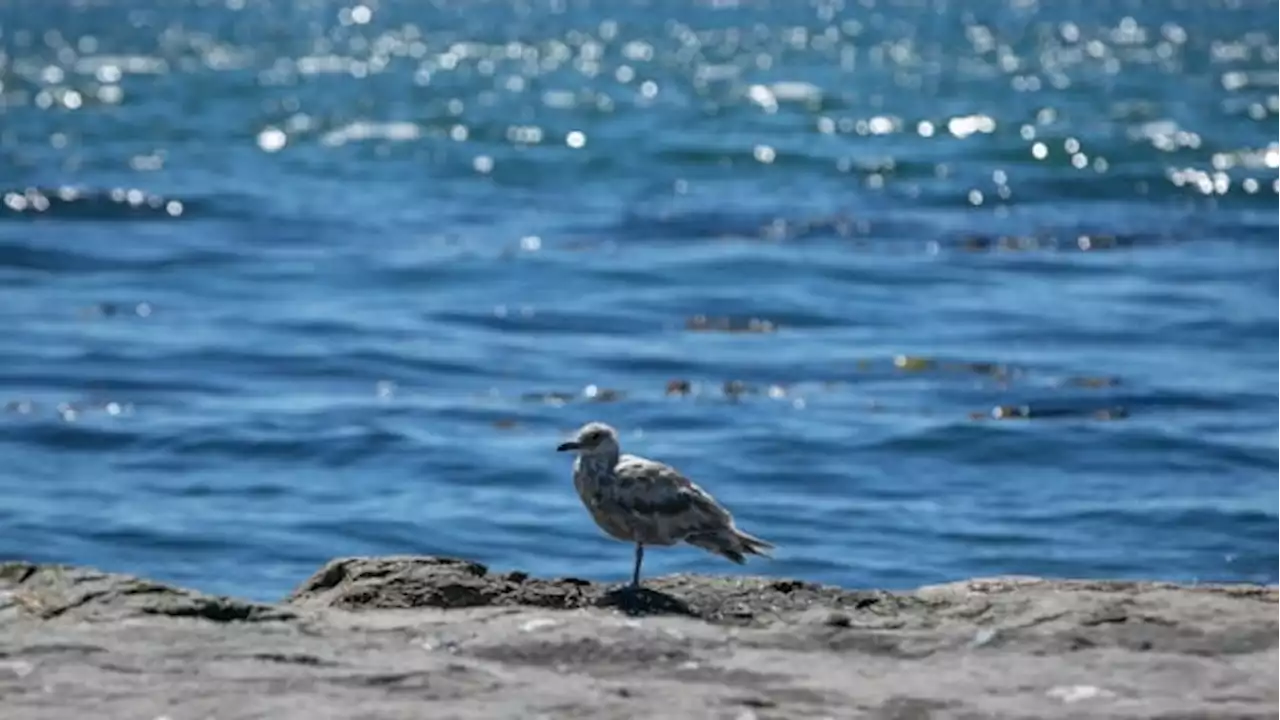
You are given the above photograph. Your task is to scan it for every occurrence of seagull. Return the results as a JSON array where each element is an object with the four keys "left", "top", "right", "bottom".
[{"left": 556, "top": 421, "right": 775, "bottom": 587}]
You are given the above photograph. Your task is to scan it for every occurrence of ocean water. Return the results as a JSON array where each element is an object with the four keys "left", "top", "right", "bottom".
[{"left": 0, "top": 0, "right": 1275, "bottom": 602}]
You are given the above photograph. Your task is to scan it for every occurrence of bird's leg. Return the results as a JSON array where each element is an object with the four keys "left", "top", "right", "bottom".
[{"left": 631, "top": 543, "right": 644, "bottom": 588}]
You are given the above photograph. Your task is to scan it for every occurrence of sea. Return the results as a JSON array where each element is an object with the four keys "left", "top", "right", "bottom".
[{"left": 1, "top": 0, "right": 1276, "bottom": 602}]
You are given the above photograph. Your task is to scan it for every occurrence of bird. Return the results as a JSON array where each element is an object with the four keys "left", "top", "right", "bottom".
[{"left": 555, "top": 421, "right": 774, "bottom": 588}]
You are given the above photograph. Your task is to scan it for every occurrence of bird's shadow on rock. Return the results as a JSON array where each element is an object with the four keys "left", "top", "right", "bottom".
[{"left": 596, "top": 585, "right": 696, "bottom": 618}]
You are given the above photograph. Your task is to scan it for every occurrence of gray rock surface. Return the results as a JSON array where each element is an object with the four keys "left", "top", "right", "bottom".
[{"left": 1, "top": 556, "right": 1275, "bottom": 719}]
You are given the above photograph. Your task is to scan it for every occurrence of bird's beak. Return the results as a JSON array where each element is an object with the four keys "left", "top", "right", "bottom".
[{"left": 556, "top": 441, "right": 580, "bottom": 452}]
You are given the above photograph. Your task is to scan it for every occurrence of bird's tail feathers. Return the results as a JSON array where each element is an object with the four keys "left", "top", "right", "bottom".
[
  {"left": 687, "top": 526, "right": 776, "bottom": 564},
  {"left": 736, "top": 528, "right": 776, "bottom": 557}
]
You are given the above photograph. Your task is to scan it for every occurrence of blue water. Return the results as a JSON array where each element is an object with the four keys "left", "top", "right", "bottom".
[{"left": 0, "top": 0, "right": 1275, "bottom": 602}]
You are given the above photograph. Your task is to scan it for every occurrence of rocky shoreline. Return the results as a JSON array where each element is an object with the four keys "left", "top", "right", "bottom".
[{"left": 1, "top": 556, "right": 1275, "bottom": 719}]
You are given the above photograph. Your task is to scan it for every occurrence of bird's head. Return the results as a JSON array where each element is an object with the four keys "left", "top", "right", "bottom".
[{"left": 556, "top": 421, "right": 620, "bottom": 458}]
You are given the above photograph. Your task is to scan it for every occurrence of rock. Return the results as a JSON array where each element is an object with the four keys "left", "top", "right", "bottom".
[
  {"left": 285, "top": 555, "right": 901, "bottom": 624},
  {"left": 0, "top": 561, "right": 294, "bottom": 622},
  {"left": 0, "top": 556, "right": 1275, "bottom": 720}
]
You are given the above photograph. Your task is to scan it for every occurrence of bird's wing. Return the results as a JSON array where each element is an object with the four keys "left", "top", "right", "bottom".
[{"left": 608, "top": 454, "right": 733, "bottom": 541}]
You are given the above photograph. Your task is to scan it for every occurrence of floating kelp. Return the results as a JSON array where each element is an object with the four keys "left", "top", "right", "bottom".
[{"left": 684, "top": 315, "right": 778, "bottom": 333}]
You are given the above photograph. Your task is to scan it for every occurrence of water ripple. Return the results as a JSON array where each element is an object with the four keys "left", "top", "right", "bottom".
[{"left": 0, "top": 0, "right": 1274, "bottom": 600}]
